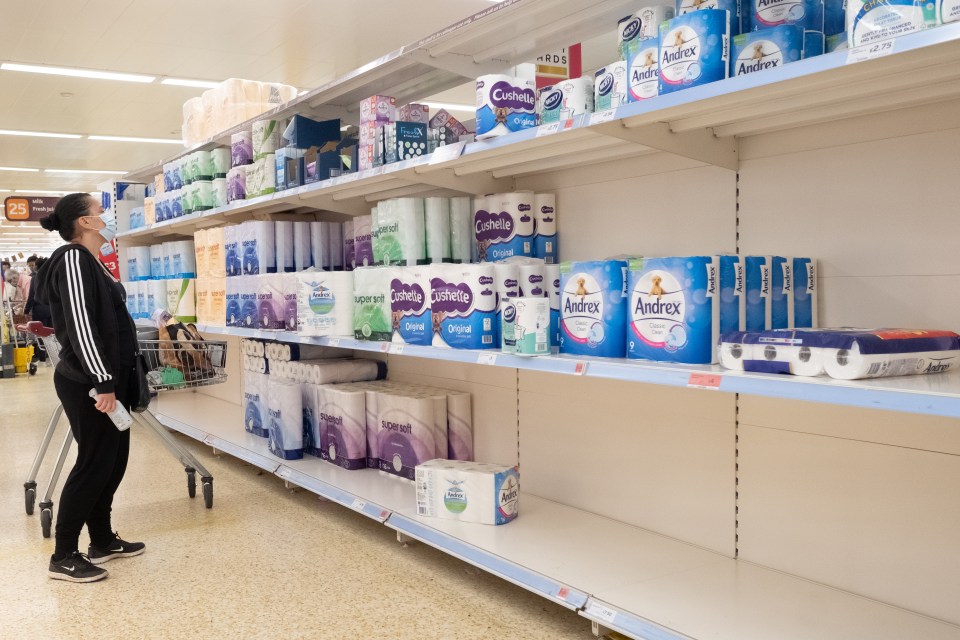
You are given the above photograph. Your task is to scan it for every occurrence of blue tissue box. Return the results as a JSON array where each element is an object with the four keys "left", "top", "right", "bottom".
[{"left": 282, "top": 115, "right": 341, "bottom": 149}]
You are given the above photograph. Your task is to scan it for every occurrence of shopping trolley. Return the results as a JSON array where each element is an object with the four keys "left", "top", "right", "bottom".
[{"left": 19, "top": 321, "right": 223, "bottom": 538}]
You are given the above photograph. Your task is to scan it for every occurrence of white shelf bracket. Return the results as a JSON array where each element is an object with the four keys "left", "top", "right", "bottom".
[
  {"left": 593, "top": 120, "right": 739, "bottom": 171},
  {"left": 591, "top": 620, "right": 613, "bottom": 638},
  {"left": 297, "top": 192, "right": 374, "bottom": 217},
  {"left": 396, "top": 531, "right": 417, "bottom": 545},
  {"left": 406, "top": 48, "right": 512, "bottom": 79},
  {"left": 413, "top": 167, "right": 513, "bottom": 195}
]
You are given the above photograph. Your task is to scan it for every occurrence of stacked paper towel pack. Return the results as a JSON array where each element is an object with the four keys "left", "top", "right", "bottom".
[
  {"left": 122, "top": 240, "right": 198, "bottom": 323},
  {"left": 181, "top": 78, "right": 297, "bottom": 147},
  {"left": 239, "top": 338, "right": 475, "bottom": 479}
]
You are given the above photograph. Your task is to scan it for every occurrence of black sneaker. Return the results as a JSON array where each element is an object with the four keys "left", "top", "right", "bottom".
[
  {"left": 87, "top": 532, "right": 145, "bottom": 565},
  {"left": 48, "top": 551, "right": 108, "bottom": 583}
]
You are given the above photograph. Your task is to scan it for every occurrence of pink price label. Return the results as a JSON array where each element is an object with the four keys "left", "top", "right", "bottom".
[
  {"left": 688, "top": 373, "right": 722, "bottom": 389},
  {"left": 557, "top": 587, "right": 570, "bottom": 600}
]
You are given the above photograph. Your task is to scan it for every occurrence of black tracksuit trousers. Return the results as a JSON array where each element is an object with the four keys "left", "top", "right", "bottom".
[{"left": 53, "top": 371, "right": 130, "bottom": 557}]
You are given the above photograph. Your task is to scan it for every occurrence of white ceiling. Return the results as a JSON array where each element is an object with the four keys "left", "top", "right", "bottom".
[{"left": 0, "top": 0, "right": 503, "bottom": 256}]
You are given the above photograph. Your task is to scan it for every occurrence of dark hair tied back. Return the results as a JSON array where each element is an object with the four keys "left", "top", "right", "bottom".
[{"left": 41, "top": 192, "right": 94, "bottom": 242}]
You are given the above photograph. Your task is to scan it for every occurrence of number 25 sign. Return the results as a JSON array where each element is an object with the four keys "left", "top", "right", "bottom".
[{"left": 4, "top": 196, "right": 60, "bottom": 222}]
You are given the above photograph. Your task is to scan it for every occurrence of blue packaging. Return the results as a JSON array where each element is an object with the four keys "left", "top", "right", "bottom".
[
  {"left": 659, "top": 10, "right": 731, "bottom": 95},
  {"left": 225, "top": 279, "right": 242, "bottom": 327},
  {"left": 731, "top": 25, "right": 803, "bottom": 76},
  {"left": 239, "top": 284, "right": 259, "bottom": 329},
  {"left": 547, "top": 265, "right": 561, "bottom": 349},
  {"left": 558, "top": 260, "right": 629, "bottom": 358},
  {"left": 824, "top": 0, "right": 845, "bottom": 33},
  {"left": 793, "top": 257, "right": 818, "bottom": 328},
  {"left": 627, "top": 39, "right": 661, "bottom": 101},
  {"left": 430, "top": 264, "right": 498, "bottom": 349},
  {"left": 678, "top": 0, "right": 743, "bottom": 33},
  {"left": 476, "top": 192, "right": 535, "bottom": 262},
  {"left": 770, "top": 256, "right": 794, "bottom": 329},
  {"left": 744, "top": 255, "right": 772, "bottom": 331},
  {"left": 718, "top": 255, "right": 745, "bottom": 335},
  {"left": 804, "top": 30, "right": 825, "bottom": 56},
  {"left": 171, "top": 192, "right": 183, "bottom": 218},
  {"left": 476, "top": 75, "right": 537, "bottom": 140},
  {"left": 390, "top": 270, "right": 432, "bottom": 346},
  {"left": 627, "top": 256, "right": 719, "bottom": 364},
  {"left": 752, "top": 0, "right": 824, "bottom": 30}
]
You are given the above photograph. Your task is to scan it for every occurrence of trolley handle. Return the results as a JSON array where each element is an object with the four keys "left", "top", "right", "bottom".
[{"left": 15, "top": 321, "right": 55, "bottom": 338}]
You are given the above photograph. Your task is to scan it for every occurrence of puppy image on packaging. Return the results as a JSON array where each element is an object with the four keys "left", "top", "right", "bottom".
[
  {"left": 731, "top": 25, "right": 803, "bottom": 76},
  {"left": 628, "top": 42, "right": 661, "bottom": 101},
  {"left": 559, "top": 260, "right": 629, "bottom": 358},
  {"left": 659, "top": 10, "right": 731, "bottom": 95},
  {"left": 627, "top": 256, "right": 720, "bottom": 364}
]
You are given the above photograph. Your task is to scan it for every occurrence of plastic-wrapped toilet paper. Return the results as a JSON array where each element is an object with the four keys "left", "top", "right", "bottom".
[
  {"left": 166, "top": 278, "right": 197, "bottom": 323},
  {"left": 546, "top": 264, "right": 561, "bottom": 348},
  {"left": 123, "top": 282, "right": 136, "bottom": 317},
  {"left": 425, "top": 197, "right": 452, "bottom": 264},
  {"left": 227, "top": 166, "right": 247, "bottom": 203},
  {"left": 745, "top": 255, "right": 772, "bottom": 331},
  {"left": 212, "top": 148, "right": 230, "bottom": 178},
  {"left": 559, "top": 260, "right": 629, "bottom": 358},
  {"left": 501, "top": 298, "right": 517, "bottom": 353},
  {"left": 822, "top": 330, "right": 960, "bottom": 380},
  {"left": 195, "top": 278, "right": 210, "bottom": 323},
  {"left": 256, "top": 274, "right": 285, "bottom": 330},
  {"left": 301, "top": 383, "right": 318, "bottom": 455},
  {"left": 627, "top": 256, "right": 719, "bottom": 364},
  {"left": 771, "top": 256, "right": 794, "bottom": 330},
  {"left": 718, "top": 255, "right": 745, "bottom": 335},
  {"left": 416, "top": 460, "right": 520, "bottom": 525},
  {"left": 212, "top": 178, "right": 228, "bottom": 208},
  {"left": 373, "top": 198, "right": 427, "bottom": 266},
  {"left": 231, "top": 131, "right": 253, "bottom": 167},
  {"left": 236, "top": 276, "right": 258, "bottom": 328},
  {"left": 274, "top": 220, "right": 295, "bottom": 273},
  {"left": 296, "top": 270, "right": 354, "bottom": 336},
  {"left": 193, "top": 230, "right": 209, "bottom": 279},
  {"left": 225, "top": 277, "right": 242, "bottom": 327},
  {"left": 328, "top": 222, "right": 344, "bottom": 270},
  {"left": 310, "top": 221, "right": 330, "bottom": 270},
  {"left": 620, "top": 6, "right": 676, "bottom": 59},
  {"left": 514, "top": 296, "right": 550, "bottom": 356},
  {"left": 594, "top": 61, "right": 628, "bottom": 110},
  {"left": 243, "top": 371, "right": 270, "bottom": 437},
  {"left": 147, "top": 279, "right": 169, "bottom": 317},
  {"left": 659, "top": 10, "right": 730, "bottom": 95},
  {"left": 241, "top": 220, "right": 276, "bottom": 275},
  {"left": 207, "top": 226, "right": 225, "bottom": 279},
  {"left": 354, "top": 215, "right": 374, "bottom": 268},
  {"left": 252, "top": 119, "right": 281, "bottom": 159},
  {"left": 446, "top": 391, "right": 474, "bottom": 461},
  {"left": 538, "top": 77, "right": 595, "bottom": 124},
  {"left": 377, "top": 391, "right": 445, "bottom": 480},
  {"left": 161, "top": 242, "right": 174, "bottom": 279},
  {"left": 533, "top": 193, "right": 558, "bottom": 264},
  {"left": 793, "top": 257, "right": 818, "bottom": 328},
  {"left": 390, "top": 268, "right": 432, "bottom": 346},
  {"left": 126, "top": 246, "right": 151, "bottom": 281},
  {"left": 267, "top": 377, "right": 304, "bottom": 459},
  {"left": 628, "top": 39, "right": 661, "bottom": 102},
  {"left": 475, "top": 74, "right": 537, "bottom": 140},
  {"left": 430, "top": 263, "right": 498, "bottom": 349},
  {"left": 477, "top": 192, "right": 535, "bottom": 262},
  {"left": 450, "top": 197, "right": 473, "bottom": 263},
  {"left": 172, "top": 240, "right": 197, "bottom": 278},
  {"left": 718, "top": 334, "right": 753, "bottom": 371},
  {"left": 224, "top": 225, "right": 241, "bottom": 277},
  {"left": 247, "top": 154, "right": 276, "bottom": 197},
  {"left": 516, "top": 259, "right": 547, "bottom": 298},
  {"left": 343, "top": 220, "right": 356, "bottom": 271},
  {"left": 292, "top": 221, "right": 311, "bottom": 271},
  {"left": 316, "top": 384, "right": 367, "bottom": 469},
  {"left": 149, "top": 244, "right": 164, "bottom": 279},
  {"left": 353, "top": 267, "right": 392, "bottom": 341},
  {"left": 731, "top": 25, "right": 803, "bottom": 77},
  {"left": 209, "top": 277, "right": 226, "bottom": 326}
]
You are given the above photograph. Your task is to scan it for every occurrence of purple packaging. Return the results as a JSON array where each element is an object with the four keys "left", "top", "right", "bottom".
[
  {"left": 398, "top": 103, "right": 430, "bottom": 123},
  {"left": 231, "top": 131, "right": 253, "bottom": 167},
  {"left": 354, "top": 215, "right": 374, "bottom": 268}
]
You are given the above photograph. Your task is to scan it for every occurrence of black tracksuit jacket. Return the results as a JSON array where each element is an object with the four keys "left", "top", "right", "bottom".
[{"left": 35, "top": 244, "right": 137, "bottom": 395}]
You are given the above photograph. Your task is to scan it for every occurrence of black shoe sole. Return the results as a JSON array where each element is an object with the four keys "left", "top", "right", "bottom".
[
  {"left": 87, "top": 547, "right": 145, "bottom": 565},
  {"left": 48, "top": 569, "right": 108, "bottom": 583}
]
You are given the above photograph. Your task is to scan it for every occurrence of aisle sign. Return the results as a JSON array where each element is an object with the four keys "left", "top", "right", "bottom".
[
  {"left": 100, "top": 241, "right": 120, "bottom": 280},
  {"left": 4, "top": 196, "right": 59, "bottom": 222}
]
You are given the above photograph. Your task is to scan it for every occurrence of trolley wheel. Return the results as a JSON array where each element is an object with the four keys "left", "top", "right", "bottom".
[
  {"left": 202, "top": 479, "right": 213, "bottom": 509},
  {"left": 29, "top": 363, "right": 37, "bottom": 376},
  {"left": 24, "top": 484, "right": 36, "bottom": 515},
  {"left": 40, "top": 509, "right": 52, "bottom": 538},
  {"left": 186, "top": 469, "right": 196, "bottom": 498}
]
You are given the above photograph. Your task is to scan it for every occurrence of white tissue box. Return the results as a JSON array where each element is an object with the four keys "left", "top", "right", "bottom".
[{"left": 415, "top": 459, "right": 519, "bottom": 525}]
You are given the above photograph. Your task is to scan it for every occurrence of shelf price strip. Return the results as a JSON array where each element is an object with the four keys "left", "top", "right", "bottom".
[{"left": 687, "top": 372, "right": 722, "bottom": 390}]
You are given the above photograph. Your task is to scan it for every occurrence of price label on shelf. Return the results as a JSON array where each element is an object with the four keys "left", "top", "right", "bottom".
[
  {"left": 573, "top": 361, "right": 589, "bottom": 376},
  {"left": 429, "top": 141, "right": 465, "bottom": 164},
  {"left": 351, "top": 498, "right": 367, "bottom": 512},
  {"left": 389, "top": 344, "right": 405, "bottom": 355},
  {"left": 846, "top": 39, "right": 895, "bottom": 65},
  {"left": 586, "top": 602, "right": 618, "bottom": 624},
  {"left": 477, "top": 353, "right": 498, "bottom": 366},
  {"left": 536, "top": 122, "right": 562, "bottom": 137},
  {"left": 589, "top": 109, "right": 618, "bottom": 126},
  {"left": 556, "top": 586, "right": 571, "bottom": 601},
  {"left": 687, "top": 373, "right": 722, "bottom": 390},
  {"left": 327, "top": 338, "right": 341, "bottom": 348},
  {"left": 379, "top": 343, "right": 390, "bottom": 353}
]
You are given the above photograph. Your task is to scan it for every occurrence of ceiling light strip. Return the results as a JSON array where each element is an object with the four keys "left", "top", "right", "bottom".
[{"left": 1, "top": 62, "right": 155, "bottom": 83}]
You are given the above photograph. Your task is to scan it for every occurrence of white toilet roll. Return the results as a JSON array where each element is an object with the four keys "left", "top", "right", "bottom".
[
  {"left": 296, "top": 270, "right": 355, "bottom": 337},
  {"left": 294, "top": 221, "right": 312, "bottom": 271},
  {"left": 310, "top": 221, "right": 330, "bottom": 270},
  {"left": 516, "top": 259, "right": 547, "bottom": 298},
  {"left": 267, "top": 377, "right": 303, "bottom": 459},
  {"left": 719, "top": 339, "right": 752, "bottom": 371},
  {"left": 149, "top": 244, "right": 164, "bottom": 279},
  {"left": 328, "top": 222, "right": 344, "bottom": 270},
  {"left": 240, "top": 220, "right": 275, "bottom": 275},
  {"left": 172, "top": 240, "right": 197, "bottom": 278},
  {"left": 243, "top": 371, "right": 270, "bottom": 437},
  {"left": 353, "top": 215, "right": 374, "bottom": 268},
  {"left": 353, "top": 267, "right": 392, "bottom": 341},
  {"left": 126, "top": 246, "right": 151, "bottom": 281},
  {"left": 446, "top": 391, "right": 474, "bottom": 461},
  {"left": 450, "top": 197, "right": 472, "bottom": 264},
  {"left": 316, "top": 383, "right": 367, "bottom": 469},
  {"left": 274, "top": 220, "right": 295, "bottom": 273},
  {"left": 373, "top": 198, "right": 426, "bottom": 266},
  {"left": 425, "top": 197, "right": 452, "bottom": 264}
]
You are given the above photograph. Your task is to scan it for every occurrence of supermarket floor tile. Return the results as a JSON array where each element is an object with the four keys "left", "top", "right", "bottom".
[{"left": 0, "top": 369, "right": 591, "bottom": 640}]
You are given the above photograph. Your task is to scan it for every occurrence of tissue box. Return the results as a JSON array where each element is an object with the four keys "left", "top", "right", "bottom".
[
  {"left": 415, "top": 460, "right": 520, "bottom": 525},
  {"left": 391, "top": 122, "right": 428, "bottom": 161},
  {"left": 359, "top": 95, "right": 396, "bottom": 124},
  {"left": 275, "top": 147, "right": 305, "bottom": 191},
  {"left": 428, "top": 109, "right": 469, "bottom": 136},
  {"left": 398, "top": 103, "right": 430, "bottom": 123},
  {"left": 282, "top": 114, "right": 341, "bottom": 149},
  {"left": 358, "top": 123, "right": 380, "bottom": 171}
]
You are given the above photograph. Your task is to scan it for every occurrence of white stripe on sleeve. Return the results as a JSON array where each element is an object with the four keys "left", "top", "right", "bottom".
[{"left": 66, "top": 251, "right": 110, "bottom": 383}]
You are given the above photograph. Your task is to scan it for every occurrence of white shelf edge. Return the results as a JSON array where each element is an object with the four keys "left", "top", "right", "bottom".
[
  {"left": 193, "top": 323, "right": 960, "bottom": 419},
  {"left": 580, "top": 598, "right": 688, "bottom": 640},
  {"left": 275, "top": 464, "right": 391, "bottom": 522}
]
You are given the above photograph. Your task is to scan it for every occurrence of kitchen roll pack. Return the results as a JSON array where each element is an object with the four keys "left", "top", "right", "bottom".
[
  {"left": 267, "top": 377, "right": 304, "bottom": 459},
  {"left": 353, "top": 267, "right": 393, "bottom": 341},
  {"left": 559, "top": 260, "right": 629, "bottom": 358},
  {"left": 166, "top": 279, "right": 197, "bottom": 322},
  {"left": 475, "top": 74, "right": 537, "bottom": 140},
  {"left": 430, "top": 263, "right": 498, "bottom": 349},
  {"left": 243, "top": 371, "right": 270, "bottom": 437},
  {"left": 297, "top": 270, "right": 354, "bottom": 336},
  {"left": 659, "top": 10, "right": 731, "bottom": 95},
  {"left": 476, "top": 192, "right": 535, "bottom": 262},
  {"left": 373, "top": 198, "right": 427, "bottom": 266},
  {"left": 416, "top": 460, "right": 520, "bottom": 525},
  {"left": 627, "top": 256, "right": 719, "bottom": 364},
  {"left": 390, "top": 268, "right": 432, "bottom": 346},
  {"left": 719, "top": 329, "right": 960, "bottom": 380}
]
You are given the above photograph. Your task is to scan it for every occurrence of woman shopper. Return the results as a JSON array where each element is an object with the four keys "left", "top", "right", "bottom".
[{"left": 36, "top": 193, "right": 144, "bottom": 583}]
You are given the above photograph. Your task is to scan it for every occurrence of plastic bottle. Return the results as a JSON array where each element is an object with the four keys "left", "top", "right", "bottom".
[{"left": 88, "top": 389, "right": 133, "bottom": 431}]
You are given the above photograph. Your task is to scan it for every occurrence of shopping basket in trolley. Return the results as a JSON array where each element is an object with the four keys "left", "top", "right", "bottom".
[{"left": 19, "top": 321, "right": 223, "bottom": 538}]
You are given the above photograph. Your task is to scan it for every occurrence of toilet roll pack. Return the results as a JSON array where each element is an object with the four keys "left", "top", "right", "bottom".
[
  {"left": 793, "top": 257, "right": 818, "bottom": 328},
  {"left": 514, "top": 297, "right": 551, "bottom": 355},
  {"left": 718, "top": 255, "right": 746, "bottom": 335},
  {"left": 241, "top": 221, "right": 276, "bottom": 275},
  {"left": 353, "top": 267, "right": 393, "bottom": 341},
  {"left": 770, "top": 255, "right": 794, "bottom": 329},
  {"left": 678, "top": 0, "right": 742, "bottom": 33},
  {"left": 296, "top": 270, "right": 354, "bottom": 336},
  {"left": 559, "top": 260, "right": 629, "bottom": 358},
  {"left": 377, "top": 390, "right": 447, "bottom": 480},
  {"left": 430, "top": 264, "right": 498, "bottom": 349},
  {"left": 627, "top": 256, "right": 720, "bottom": 364},
  {"left": 475, "top": 193, "right": 535, "bottom": 262},
  {"left": 546, "top": 264, "right": 561, "bottom": 347},
  {"left": 416, "top": 460, "right": 520, "bottom": 525},
  {"left": 243, "top": 372, "right": 270, "bottom": 437},
  {"left": 594, "top": 61, "right": 629, "bottom": 110},
  {"left": 659, "top": 10, "right": 731, "bottom": 95},
  {"left": 619, "top": 5, "right": 677, "bottom": 59},
  {"left": 390, "top": 269, "right": 432, "bottom": 346},
  {"left": 731, "top": 25, "right": 803, "bottom": 77},
  {"left": 475, "top": 74, "right": 538, "bottom": 140},
  {"left": 275, "top": 220, "right": 295, "bottom": 273},
  {"left": 846, "top": 0, "right": 927, "bottom": 47},
  {"left": 628, "top": 40, "right": 662, "bottom": 101},
  {"left": 267, "top": 377, "right": 304, "bottom": 459},
  {"left": 239, "top": 278, "right": 259, "bottom": 328},
  {"left": 752, "top": 0, "right": 825, "bottom": 55},
  {"left": 744, "top": 255, "right": 772, "bottom": 331},
  {"left": 719, "top": 329, "right": 960, "bottom": 380},
  {"left": 372, "top": 198, "right": 427, "bottom": 266},
  {"left": 533, "top": 193, "right": 558, "bottom": 264},
  {"left": 538, "top": 77, "right": 595, "bottom": 124},
  {"left": 354, "top": 215, "right": 374, "bottom": 268},
  {"left": 314, "top": 383, "right": 368, "bottom": 469}
]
